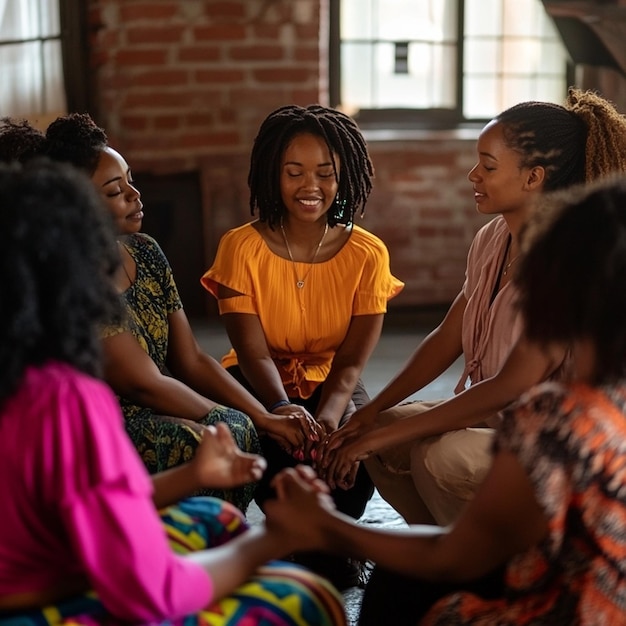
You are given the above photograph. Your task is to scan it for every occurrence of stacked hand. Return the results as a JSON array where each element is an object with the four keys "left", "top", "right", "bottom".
[
  {"left": 316, "top": 406, "right": 380, "bottom": 489},
  {"left": 267, "top": 403, "right": 324, "bottom": 461},
  {"left": 264, "top": 465, "right": 337, "bottom": 554}
]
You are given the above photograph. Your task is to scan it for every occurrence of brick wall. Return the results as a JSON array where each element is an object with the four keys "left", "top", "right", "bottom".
[{"left": 86, "top": 0, "right": 624, "bottom": 313}]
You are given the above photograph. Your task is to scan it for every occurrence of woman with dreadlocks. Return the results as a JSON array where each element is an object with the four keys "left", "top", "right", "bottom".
[
  {"left": 320, "top": 88, "right": 626, "bottom": 535},
  {"left": 201, "top": 104, "right": 404, "bottom": 588}
]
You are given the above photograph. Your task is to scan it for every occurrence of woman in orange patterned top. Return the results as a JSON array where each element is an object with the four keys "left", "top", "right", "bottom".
[
  {"left": 202, "top": 104, "right": 403, "bottom": 588},
  {"left": 265, "top": 177, "right": 626, "bottom": 624}
]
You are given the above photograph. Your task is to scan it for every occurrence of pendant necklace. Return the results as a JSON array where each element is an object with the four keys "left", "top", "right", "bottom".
[
  {"left": 280, "top": 219, "right": 329, "bottom": 289},
  {"left": 502, "top": 244, "right": 520, "bottom": 276}
]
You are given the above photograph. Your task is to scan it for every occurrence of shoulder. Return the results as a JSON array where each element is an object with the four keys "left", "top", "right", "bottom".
[
  {"left": 124, "top": 232, "right": 165, "bottom": 260},
  {"left": 471, "top": 216, "right": 508, "bottom": 248},
  {"left": 346, "top": 225, "right": 390, "bottom": 256},
  {"left": 219, "top": 222, "right": 260, "bottom": 245}
]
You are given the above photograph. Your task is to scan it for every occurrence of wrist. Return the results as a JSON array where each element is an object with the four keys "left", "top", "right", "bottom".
[{"left": 267, "top": 399, "right": 290, "bottom": 412}]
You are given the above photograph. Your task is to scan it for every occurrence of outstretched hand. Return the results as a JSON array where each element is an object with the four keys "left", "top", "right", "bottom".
[
  {"left": 191, "top": 421, "right": 267, "bottom": 489},
  {"left": 264, "top": 465, "right": 337, "bottom": 554}
]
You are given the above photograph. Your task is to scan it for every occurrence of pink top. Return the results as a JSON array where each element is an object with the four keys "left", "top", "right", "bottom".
[
  {"left": 0, "top": 362, "right": 212, "bottom": 621},
  {"left": 457, "top": 216, "right": 523, "bottom": 394}
]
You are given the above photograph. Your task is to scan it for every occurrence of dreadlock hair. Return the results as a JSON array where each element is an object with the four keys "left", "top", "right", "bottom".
[
  {"left": 44, "top": 113, "right": 109, "bottom": 175},
  {"left": 496, "top": 87, "right": 626, "bottom": 192},
  {"left": 0, "top": 118, "right": 46, "bottom": 163},
  {"left": 516, "top": 176, "right": 626, "bottom": 385},
  {"left": 0, "top": 159, "right": 121, "bottom": 405},
  {"left": 248, "top": 104, "right": 374, "bottom": 228}
]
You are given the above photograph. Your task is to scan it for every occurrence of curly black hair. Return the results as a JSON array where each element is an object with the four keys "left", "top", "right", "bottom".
[
  {"left": 0, "top": 159, "right": 121, "bottom": 404},
  {"left": 516, "top": 176, "right": 626, "bottom": 385},
  {"left": 0, "top": 113, "right": 109, "bottom": 174},
  {"left": 0, "top": 118, "right": 46, "bottom": 163},
  {"left": 44, "top": 113, "right": 109, "bottom": 174},
  {"left": 496, "top": 88, "right": 626, "bottom": 192},
  {"left": 248, "top": 104, "right": 374, "bottom": 228}
]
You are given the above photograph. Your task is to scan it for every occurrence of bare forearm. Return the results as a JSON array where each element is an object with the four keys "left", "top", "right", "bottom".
[
  {"left": 117, "top": 375, "right": 216, "bottom": 420},
  {"left": 186, "top": 526, "right": 286, "bottom": 601},
  {"left": 315, "top": 364, "right": 362, "bottom": 430},
  {"left": 174, "top": 353, "right": 271, "bottom": 425},
  {"left": 151, "top": 463, "right": 202, "bottom": 509}
]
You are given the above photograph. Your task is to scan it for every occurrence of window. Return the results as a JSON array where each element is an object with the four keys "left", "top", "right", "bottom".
[
  {"left": 0, "top": 0, "right": 89, "bottom": 120},
  {"left": 330, "top": 0, "right": 570, "bottom": 128}
]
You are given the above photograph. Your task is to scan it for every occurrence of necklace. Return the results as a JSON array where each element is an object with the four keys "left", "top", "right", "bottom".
[
  {"left": 117, "top": 241, "right": 133, "bottom": 285},
  {"left": 280, "top": 219, "right": 329, "bottom": 289},
  {"left": 502, "top": 244, "right": 520, "bottom": 277}
]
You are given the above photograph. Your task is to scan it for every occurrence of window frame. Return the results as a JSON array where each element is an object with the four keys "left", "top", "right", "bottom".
[{"left": 329, "top": 0, "right": 573, "bottom": 130}]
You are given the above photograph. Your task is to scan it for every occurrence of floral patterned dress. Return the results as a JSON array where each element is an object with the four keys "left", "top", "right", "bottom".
[
  {"left": 423, "top": 381, "right": 626, "bottom": 625},
  {"left": 102, "top": 233, "right": 260, "bottom": 511}
]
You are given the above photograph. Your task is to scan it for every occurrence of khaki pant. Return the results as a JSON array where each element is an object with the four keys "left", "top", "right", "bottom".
[{"left": 364, "top": 401, "right": 495, "bottom": 526}]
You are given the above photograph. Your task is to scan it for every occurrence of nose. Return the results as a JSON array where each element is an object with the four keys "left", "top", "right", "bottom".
[
  {"left": 126, "top": 183, "right": 141, "bottom": 201},
  {"left": 467, "top": 163, "right": 480, "bottom": 183}
]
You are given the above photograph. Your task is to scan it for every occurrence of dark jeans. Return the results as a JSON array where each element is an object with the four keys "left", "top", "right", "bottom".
[
  {"left": 359, "top": 564, "right": 506, "bottom": 625},
  {"left": 227, "top": 365, "right": 374, "bottom": 519}
]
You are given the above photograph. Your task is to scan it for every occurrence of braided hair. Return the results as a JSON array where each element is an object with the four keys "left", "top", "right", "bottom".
[
  {"left": 0, "top": 118, "right": 46, "bottom": 163},
  {"left": 496, "top": 87, "right": 626, "bottom": 191},
  {"left": 248, "top": 104, "right": 374, "bottom": 228}
]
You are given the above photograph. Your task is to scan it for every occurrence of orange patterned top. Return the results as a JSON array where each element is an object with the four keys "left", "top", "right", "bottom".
[
  {"left": 201, "top": 222, "right": 404, "bottom": 398},
  {"left": 424, "top": 381, "right": 626, "bottom": 625}
]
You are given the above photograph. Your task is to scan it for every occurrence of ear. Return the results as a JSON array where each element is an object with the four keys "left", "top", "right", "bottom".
[{"left": 523, "top": 166, "right": 545, "bottom": 191}]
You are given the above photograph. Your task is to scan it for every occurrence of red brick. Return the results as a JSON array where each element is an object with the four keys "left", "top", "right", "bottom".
[
  {"left": 120, "top": 115, "right": 149, "bottom": 131},
  {"left": 203, "top": 1, "right": 246, "bottom": 20},
  {"left": 133, "top": 69, "right": 189, "bottom": 87},
  {"left": 193, "top": 25, "right": 246, "bottom": 41},
  {"left": 127, "top": 26, "right": 186, "bottom": 45},
  {"left": 178, "top": 46, "right": 221, "bottom": 63},
  {"left": 195, "top": 69, "right": 245, "bottom": 83},
  {"left": 120, "top": 3, "right": 179, "bottom": 21},
  {"left": 253, "top": 68, "right": 316, "bottom": 83},
  {"left": 230, "top": 45, "right": 284, "bottom": 62},
  {"left": 153, "top": 115, "right": 182, "bottom": 130},
  {"left": 115, "top": 49, "right": 168, "bottom": 66},
  {"left": 179, "top": 131, "right": 239, "bottom": 148}
]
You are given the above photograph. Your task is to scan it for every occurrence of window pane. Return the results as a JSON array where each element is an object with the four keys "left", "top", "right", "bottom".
[
  {"left": 464, "top": 77, "right": 500, "bottom": 118},
  {"left": 465, "top": 0, "right": 502, "bottom": 36},
  {"left": 339, "top": 0, "right": 568, "bottom": 123},
  {"left": 0, "top": 0, "right": 65, "bottom": 117},
  {"left": 342, "top": 43, "right": 374, "bottom": 109}
]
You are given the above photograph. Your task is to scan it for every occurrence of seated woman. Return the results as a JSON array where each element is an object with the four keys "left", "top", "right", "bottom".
[
  {"left": 201, "top": 104, "right": 403, "bottom": 588},
  {"left": 320, "top": 88, "right": 626, "bottom": 526},
  {"left": 266, "top": 175, "right": 626, "bottom": 625},
  {"left": 0, "top": 159, "right": 345, "bottom": 626},
  {"left": 0, "top": 115, "right": 314, "bottom": 513}
]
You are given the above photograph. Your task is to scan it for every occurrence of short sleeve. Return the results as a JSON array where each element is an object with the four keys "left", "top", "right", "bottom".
[{"left": 352, "top": 230, "right": 404, "bottom": 315}]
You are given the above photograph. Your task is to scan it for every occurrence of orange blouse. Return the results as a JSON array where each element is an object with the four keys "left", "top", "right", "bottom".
[{"left": 201, "top": 222, "right": 404, "bottom": 398}]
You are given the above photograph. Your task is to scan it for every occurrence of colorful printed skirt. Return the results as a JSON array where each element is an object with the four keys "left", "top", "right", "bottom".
[
  {"left": 125, "top": 405, "right": 261, "bottom": 512},
  {"left": 0, "top": 497, "right": 346, "bottom": 626}
]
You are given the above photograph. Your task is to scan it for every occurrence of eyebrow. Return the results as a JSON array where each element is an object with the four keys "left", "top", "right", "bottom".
[
  {"left": 101, "top": 168, "right": 132, "bottom": 187},
  {"left": 283, "top": 160, "right": 334, "bottom": 167},
  {"left": 479, "top": 151, "right": 497, "bottom": 160}
]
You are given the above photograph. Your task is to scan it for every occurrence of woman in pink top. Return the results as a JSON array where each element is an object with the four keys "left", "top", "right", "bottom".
[
  {"left": 0, "top": 160, "right": 345, "bottom": 625},
  {"left": 321, "top": 88, "right": 626, "bottom": 527}
]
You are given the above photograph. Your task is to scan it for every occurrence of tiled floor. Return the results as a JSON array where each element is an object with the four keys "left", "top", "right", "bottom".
[{"left": 193, "top": 308, "right": 462, "bottom": 625}]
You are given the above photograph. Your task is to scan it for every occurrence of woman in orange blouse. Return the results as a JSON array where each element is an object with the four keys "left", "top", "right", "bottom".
[{"left": 202, "top": 104, "right": 403, "bottom": 588}]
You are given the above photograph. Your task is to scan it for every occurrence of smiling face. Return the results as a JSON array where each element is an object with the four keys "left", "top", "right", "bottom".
[
  {"left": 279, "top": 132, "right": 339, "bottom": 224},
  {"left": 91, "top": 146, "right": 143, "bottom": 235},
  {"left": 467, "top": 120, "right": 543, "bottom": 218}
]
